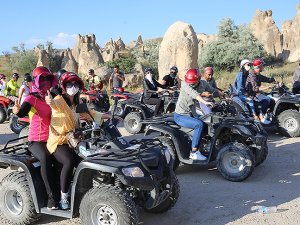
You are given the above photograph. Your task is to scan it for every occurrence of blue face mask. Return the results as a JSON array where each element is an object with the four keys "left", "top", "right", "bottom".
[{"left": 170, "top": 73, "right": 176, "bottom": 78}]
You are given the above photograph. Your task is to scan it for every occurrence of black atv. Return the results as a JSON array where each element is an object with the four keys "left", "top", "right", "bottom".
[
  {"left": 232, "top": 83, "right": 300, "bottom": 137},
  {"left": 123, "top": 89, "right": 179, "bottom": 134},
  {"left": 142, "top": 98, "right": 268, "bottom": 182},
  {"left": 0, "top": 104, "right": 179, "bottom": 225}
]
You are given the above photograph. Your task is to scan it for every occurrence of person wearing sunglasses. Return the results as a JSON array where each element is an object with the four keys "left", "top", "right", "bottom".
[
  {"left": 13, "top": 66, "right": 59, "bottom": 210},
  {"left": 143, "top": 67, "right": 165, "bottom": 117},
  {"left": 45, "top": 72, "right": 112, "bottom": 210}
]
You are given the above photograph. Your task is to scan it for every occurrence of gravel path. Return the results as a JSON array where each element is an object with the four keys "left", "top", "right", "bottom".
[{"left": 0, "top": 121, "right": 300, "bottom": 225}]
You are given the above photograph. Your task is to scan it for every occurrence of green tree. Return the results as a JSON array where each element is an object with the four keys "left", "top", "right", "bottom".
[
  {"left": 198, "top": 18, "right": 267, "bottom": 71},
  {"left": 105, "top": 54, "right": 137, "bottom": 74},
  {"left": 9, "top": 43, "right": 38, "bottom": 75}
]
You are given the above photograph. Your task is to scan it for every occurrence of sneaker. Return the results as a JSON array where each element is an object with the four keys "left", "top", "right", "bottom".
[
  {"left": 189, "top": 151, "right": 207, "bottom": 161},
  {"left": 261, "top": 117, "right": 271, "bottom": 125},
  {"left": 47, "top": 195, "right": 58, "bottom": 210},
  {"left": 59, "top": 198, "right": 70, "bottom": 210}
]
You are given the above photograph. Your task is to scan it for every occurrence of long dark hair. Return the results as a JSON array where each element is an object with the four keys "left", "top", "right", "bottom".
[{"left": 62, "top": 92, "right": 80, "bottom": 107}]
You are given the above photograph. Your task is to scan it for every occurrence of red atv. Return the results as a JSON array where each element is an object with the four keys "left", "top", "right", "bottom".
[
  {"left": 82, "top": 88, "right": 110, "bottom": 112},
  {"left": 0, "top": 96, "right": 14, "bottom": 123}
]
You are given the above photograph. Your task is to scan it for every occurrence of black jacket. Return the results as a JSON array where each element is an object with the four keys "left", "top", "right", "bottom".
[{"left": 143, "top": 78, "right": 163, "bottom": 99}]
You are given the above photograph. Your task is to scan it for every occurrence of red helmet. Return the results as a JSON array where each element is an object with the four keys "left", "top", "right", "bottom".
[
  {"left": 0, "top": 74, "right": 6, "bottom": 79},
  {"left": 117, "top": 87, "right": 124, "bottom": 93},
  {"left": 204, "top": 67, "right": 214, "bottom": 74},
  {"left": 61, "top": 72, "right": 84, "bottom": 90},
  {"left": 252, "top": 58, "right": 265, "bottom": 68},
  {"left": 32, "top": 66, "right": 52, "bottom": 77},
  {"left": 185, "top": 69, "right": 200, "bottom": 84}
]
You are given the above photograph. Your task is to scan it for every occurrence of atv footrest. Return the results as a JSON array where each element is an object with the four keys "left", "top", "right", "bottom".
[{"left": 40, "top": 207, "right": 72, "bottom": 219}]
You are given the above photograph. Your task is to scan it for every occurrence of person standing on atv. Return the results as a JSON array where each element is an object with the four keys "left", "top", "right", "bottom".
[
  {"left": 12, "top": 66, "right": 59, "bottom": 209},
  {"left": 0, "top": 74, "right": 6, "bottom": 96},
  {"left": 292, "top": 59, "right": 300, "bottom": 94},
  {"left": 85, "top": 69, "right": 103, "bottom": 90},
  {"left": 245, "top": 58, "right": 276, "bottom": 124},
  {"left": 45, "top": 72, "right": 112, "bottom": 210},
  {"left": 4, "top": 73, "right": 20, "bottom": 96},
  {"left": 143, "top": 67, "right": 165, "bottom": 117},
  {"left": 234, "top": 59, "right": 257, "bottom": 118},
  {"left": 109, "top": 65, "right": 125, "bottom": 92},
  {"left": 160, "top": 66, "right": 179, "bottom": 89},
  {"left": 18, "top": 74, "right": 32, "bottom": 104},
  {"left": 174, "top": 68, "right": 214, "bottom": 161}
]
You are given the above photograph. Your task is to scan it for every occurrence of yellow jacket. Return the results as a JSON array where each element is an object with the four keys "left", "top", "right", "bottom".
[{"left": 46, "top": 95, "right": 103, "bottom": 154}]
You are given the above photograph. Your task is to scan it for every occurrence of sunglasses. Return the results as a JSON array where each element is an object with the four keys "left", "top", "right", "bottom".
[
  {"left": 66, "top": 83, "right": 80, "bottom": 88},
  {"left": 39, "top": 76, "right": 52, "bottom": 82}
]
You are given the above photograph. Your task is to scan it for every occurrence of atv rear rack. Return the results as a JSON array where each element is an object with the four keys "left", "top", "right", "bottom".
[{"left": 0, "top": 136, "right": 29, "bottom": 155}]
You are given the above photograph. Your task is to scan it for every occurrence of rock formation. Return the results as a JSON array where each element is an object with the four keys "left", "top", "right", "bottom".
[
  {"left": 61, "top": 48, "right": 78, "bottom": 73},
  {"left": 197, "top": 33, "right": 217, "bottom": 54},
  {"left": 71, "top": 34, "right": 104, "bottom": 74},
  {"left": 281, "top": 4, "right": 300, "bottom": 61},
  {"left": 250, "top": 9, "right": 282, "bottom": 57},
  {"left": 158, "top": 21, "right": 198, "bottom": 81},
  {"left": 35, "top": 47, "right": 50, "bottom": 68}
]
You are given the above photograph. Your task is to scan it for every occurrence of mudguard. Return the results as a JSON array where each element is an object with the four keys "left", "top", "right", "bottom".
[
  {"left": 273, "top": 97, "right": 300, "bottom": 114},
  {"left": 124, "top": 103, "right": 152, "bottom": 118},
  {"left": 0, "top": 156, "right": 42, "bottom": 213}
]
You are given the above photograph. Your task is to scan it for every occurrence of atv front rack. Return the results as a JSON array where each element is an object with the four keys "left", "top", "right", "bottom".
[{"left": 0, "top": 136, "right": 29, "bottom": 155}]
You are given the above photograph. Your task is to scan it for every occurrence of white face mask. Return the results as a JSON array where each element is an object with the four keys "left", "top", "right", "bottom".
[
  {"left": 244, "top": 65, "right": 251, "bottom": 71},
  {"left": 146, "top": 73, "right": 153, "bottom": 80},
  {"left": 66, "top": 86, "right": 79, "bottom": 96}
]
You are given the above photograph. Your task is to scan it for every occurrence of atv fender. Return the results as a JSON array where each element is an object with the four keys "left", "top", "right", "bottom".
[
  {"left": 144, "top": 124, "right": 191, "bottom": 160},
  {"left": 0, "top": 157, "right": 41, "bottom": 213},
  {"left": 273, "top": 99, "right": 300, "bottom": 115},
  {"left": 124, "top": 103, "right": 153, "bottom": 118}
]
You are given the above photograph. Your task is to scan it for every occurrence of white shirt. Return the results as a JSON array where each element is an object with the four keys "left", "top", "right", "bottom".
[{"left": 0, "top": 82, "right": 6, "bottom": 96}]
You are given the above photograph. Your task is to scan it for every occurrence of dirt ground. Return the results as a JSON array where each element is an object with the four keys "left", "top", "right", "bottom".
[{"left": 0, "top": 121, "right": 300, "bottom": 225}]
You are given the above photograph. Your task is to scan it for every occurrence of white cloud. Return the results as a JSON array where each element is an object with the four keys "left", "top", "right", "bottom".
[{"left": 24, "top": 32, "right": 76, "bottom": 49}]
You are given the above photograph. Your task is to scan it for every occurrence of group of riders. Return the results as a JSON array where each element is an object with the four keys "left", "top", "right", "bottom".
[{"left": 0, "top": 56, "right": 295, "bottom": 210}]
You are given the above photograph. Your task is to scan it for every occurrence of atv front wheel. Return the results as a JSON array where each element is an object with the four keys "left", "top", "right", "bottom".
[
  {"left": 159, "top": 136, "right": 180, "bottom": 171},
  {"left": 144, "top": 176, "right": 180, "bottom": 213},
  {"left": 10, "top": 116, "right": 25, "bottom": 134},
  {"left": 80, "top": 185, "right": 138, "bottom": 225},
  {"left": 217, "top": 143, "right": 255, "bottom": 182},
  {"left": 278, "top": 109, "right": 300, "bottom": 137},
  {"left": 0, "top": 107, "right": 7, "bottom": 124},
  {"left": 0, "top": 172, "right": 41, "bottom": 225},
  {"left": 124, "top": 112, "right": 145, "bottom": 134}
]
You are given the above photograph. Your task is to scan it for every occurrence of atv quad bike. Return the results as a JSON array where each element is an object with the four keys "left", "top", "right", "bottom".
[
  {"left": 0, "top": 104, "right": 179, "bottom": 225},
  {"left": 123, "top": 89, "right": 179, "bottom": 134},
  {"left": 143, "top": 98, "right": 268, "bottom": 182},
  {"left": 232, "top": 83, "right": 300, "bottom": 137}
]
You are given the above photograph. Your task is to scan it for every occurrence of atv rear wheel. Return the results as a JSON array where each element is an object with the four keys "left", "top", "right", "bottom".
[
  {"left": 278, "top": 109, "right": 300, "bottom": 137},
  {"left": 10, "top": 116, "right": 25, "bottom": 134},
  {"left": 159, "top": 136, "right": 180, "bottom": 171},
  {"left": 80, "top": 185, "right": 138, "bottom": 225},
  {"left": 217, "top": 143, "right": 255, "bottom": 182},
  {"left": 0, "top": 172, "right": 41, "bottom": 225},
  {"left": 144, "top": 176, "right": 180, "bottom": 213},
  {"left": 124, "top": 112, "right": 145, "bottom": 134},
  {"left": 0, "top": 107, "right": 7, "bottom": 124},
  {"left": 111, "top": 103, "right": 125, "bottom": 117}
]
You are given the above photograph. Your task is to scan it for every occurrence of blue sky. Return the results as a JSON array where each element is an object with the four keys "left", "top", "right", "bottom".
[{"left": 0, "top": 0, "right": 299, "bottom": 53}]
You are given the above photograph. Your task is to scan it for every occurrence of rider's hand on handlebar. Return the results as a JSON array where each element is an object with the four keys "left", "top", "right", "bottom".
[
  {"left": 201, "top": 92, "right": 212, "bottom": 97},
  {"left": 205, "top": 101, "right": 215, "bottom": 108}
]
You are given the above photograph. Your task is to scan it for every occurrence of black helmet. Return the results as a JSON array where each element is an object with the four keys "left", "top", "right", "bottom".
[
  {"left": 24, "top": 74, "right": 33, "bottom": 82},
  {"left": 12, "top": 73, "right": 19, "bottom": 79},
  {"left": 88, "top": 69, "right": 94, "bottom": 74},
  {"left": 144, "top": 67, "right": 153, "bottom": 74},
  {"left": 57, "top": 69, "right": 67, "bottom": 79},
  {"left": 170, "top": 66, "right": 178, "bottom": 72}
]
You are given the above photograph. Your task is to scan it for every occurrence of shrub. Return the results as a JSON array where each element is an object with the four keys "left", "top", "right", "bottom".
[
  {"left": 105, "top": 54, "right": 137, "bottom": 74},
  {"left": 198, "top": 18, "right": 267, "bottom": 71}
]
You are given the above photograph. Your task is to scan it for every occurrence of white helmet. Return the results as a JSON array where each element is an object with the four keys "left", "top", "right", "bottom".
[{"left": 240, "top": 59, "right": 251, "bottom": 68}]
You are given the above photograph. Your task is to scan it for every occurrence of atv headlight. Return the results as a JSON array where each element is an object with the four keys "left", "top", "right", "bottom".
[
  {"left": 164, "top": 147, "right": 171, "bottom": 164},
  {"left": 232, "top": 125, "right": 252, "bottom": 136},
  {"left": 122, "top": 167, "right": 144, "bottom": 177}
]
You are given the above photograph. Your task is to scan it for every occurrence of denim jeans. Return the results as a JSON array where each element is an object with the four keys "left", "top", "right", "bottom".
[
  {"left": 174, "top": 113, "right": 203, "bottom": 148},
  {"left": 238, "top": 94, "right": 256, "bottom": 115},
  {"left": 255, "top": 94, "right": 271, "bottom": 115}
]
